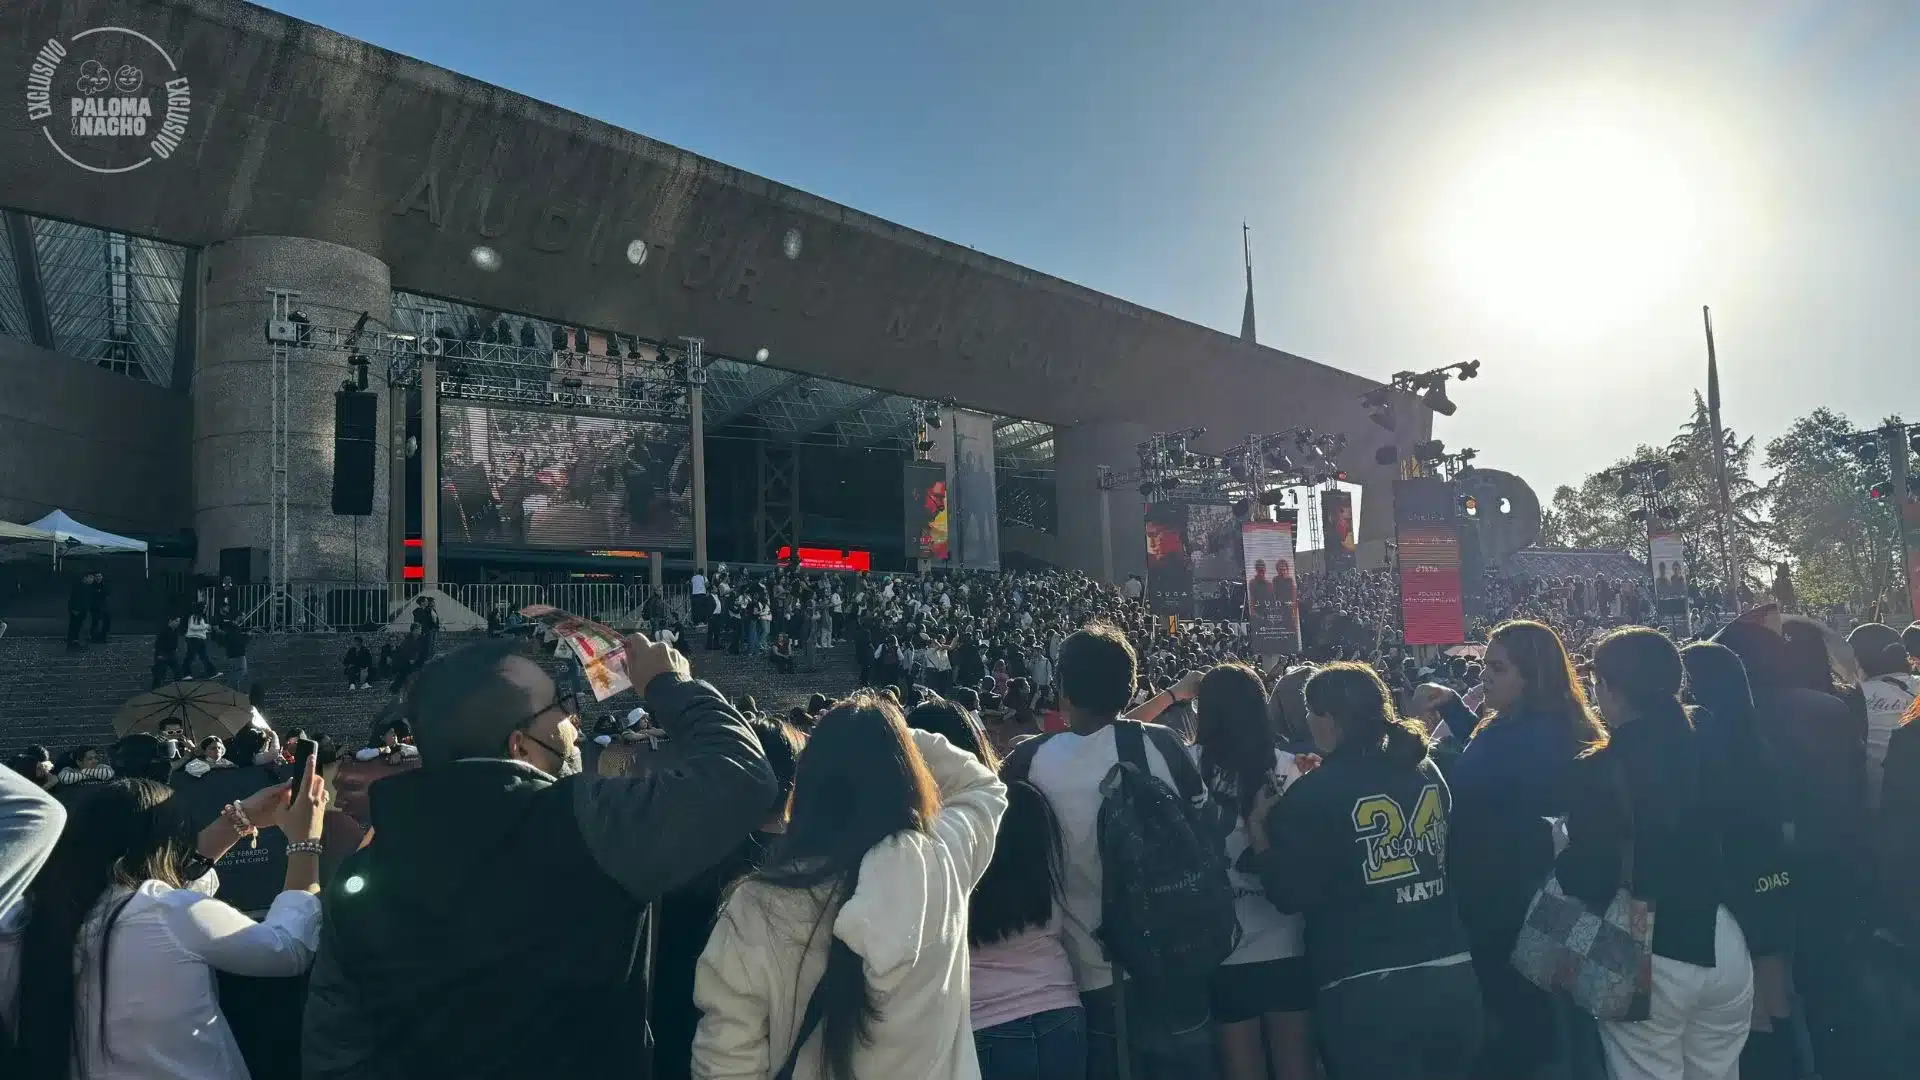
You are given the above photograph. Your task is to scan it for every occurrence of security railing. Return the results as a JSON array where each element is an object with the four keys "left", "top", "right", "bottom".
[{"left": 195, "top": 581, "right": 691, "bottom": 634}]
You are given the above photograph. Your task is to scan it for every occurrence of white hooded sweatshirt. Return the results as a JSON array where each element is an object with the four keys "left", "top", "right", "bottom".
[{"left": 692, "top": 730, "right": 1007, "bottom": 1080}]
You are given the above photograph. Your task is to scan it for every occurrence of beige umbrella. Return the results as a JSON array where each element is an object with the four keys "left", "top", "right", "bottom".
[{"left": 114, "top": 681, "right": 256, "bottom": 741}]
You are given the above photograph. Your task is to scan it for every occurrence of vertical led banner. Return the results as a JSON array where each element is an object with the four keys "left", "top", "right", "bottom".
[
  {"left": 1242, "top": 514, "right": 1301, "bottom": 653},
  {"left": 1321, "top": 488, "right": 1357, "bottom": 572},
  {"left": 1145, "top": 501, "right": 1193, "bottom": 616},
  {"left": 1187, "top": 502, "right": 1244, "bottom": 621},
  {"left": 903, "top": 462, "right": 950, "bottom": 561},
  {"left": 1395, "top": 477, "right": 1465, "bottom": 646},
  {"left": 1648, "top": 532, "right": 1690, "bottom": 634},
  {"left": 950, "top": 409, "right": 1002, "bottom": 570}
]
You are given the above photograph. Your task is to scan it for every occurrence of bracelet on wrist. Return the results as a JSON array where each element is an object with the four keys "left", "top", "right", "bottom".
[{"left": 285, "top": 839, "right": 324, "bottom": 856}]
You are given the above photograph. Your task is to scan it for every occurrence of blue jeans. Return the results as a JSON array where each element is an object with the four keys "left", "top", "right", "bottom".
[
  {"left": 744, "top": 620, "right": 765, "bottom": 654},
  {"left": 974, "top": 1006, "right": 1087, "bottom": 1080},
  {"left": 1081, "top": 979, "right": 1214, "bottom": 1080}
]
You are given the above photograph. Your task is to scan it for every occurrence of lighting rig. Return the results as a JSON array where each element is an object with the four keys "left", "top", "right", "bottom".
[
  {"left": 1098, "top": 426, "right": 1350, "bottom": 519},
  {"left": 909, "top": 399, "right": 951, "bottom": 461},
  {"left": 1831, "top": 420, "right": 1920, "bottom": 505},
  {"left": 1601, "top": 457, "right": 1684, "bottom": 529},
  {"left": 267, "top": 311, "right": 693, "bottom": 421},
  {"left": 1362, "top": 360, "right": 1482, "bottom": 466}
]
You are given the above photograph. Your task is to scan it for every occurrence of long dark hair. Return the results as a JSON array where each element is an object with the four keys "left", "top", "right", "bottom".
[
  {"left": 13, "top": 779, "right": 195, "bottom": 1078},
  {"left": 1303, "top": 663, "right": 1431, "bottom": 765},
  {"left": 905, "top": 700, "right": 998, "bottom": 771},
  {"left": 904, "top": 700, "right": 1061, "bottom": 948},
  {"left": 1195, "top": 663, "right": 1274, "bottom": 812},
  {"left": 753, "top": 693, "right": 939, "bottom": 1080},
  {"left": 1591, "top": 628, "right": 1696, "bottom": 829},
  {"left": 1681, "top": 641, "right": 1784, "bottom": 828},
  {"left": 1483, "top": 620, "right": 1608, "bottom": 748},
  {"left": 968, "top": 781, "right": 1062, "bottom": 947}
]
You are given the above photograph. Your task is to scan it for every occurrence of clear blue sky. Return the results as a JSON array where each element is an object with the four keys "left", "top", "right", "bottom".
[{"left": 263, "top": 0, "right": 1919, "bottom": 497}]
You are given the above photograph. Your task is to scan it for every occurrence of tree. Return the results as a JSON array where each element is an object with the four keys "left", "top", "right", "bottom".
[
  {"left": 1664, "top": 392, "right": 1770, "bottom": 600},
  {"left": 1764, "top": 409, "right": 1903, "bottom": 611}
]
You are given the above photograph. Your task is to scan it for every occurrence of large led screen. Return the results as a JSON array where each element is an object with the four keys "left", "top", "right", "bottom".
[{"left": 438, "top": 403, "right": 693, "bottom": 551}]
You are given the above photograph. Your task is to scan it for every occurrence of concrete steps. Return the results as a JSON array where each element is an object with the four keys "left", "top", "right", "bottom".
[{"left": 0, "top": 633, "right": 860, "bottom": 754}]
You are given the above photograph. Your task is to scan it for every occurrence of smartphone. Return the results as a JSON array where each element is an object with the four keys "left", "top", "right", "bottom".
[{"left": 286, "top": 737, "right": 317, "bottom": 805}]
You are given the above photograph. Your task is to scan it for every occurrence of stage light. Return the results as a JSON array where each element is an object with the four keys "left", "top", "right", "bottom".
[
  {"left": 1457, "top": 360, "right": 1481, "bottom": 380},
  {"left": 573, "top": 328, "right": 590, "bottom": 354},
  {"left": 560, "top": 377, "right": 583, "bottom": 390},
  {"left": 550, "top": 326, "right": 567, "bottom": 351},
  {"left": 469, "top": 246, "right": 501, "bottom": 272},
  {"left": 1413, "top": 440, "right": 1446, "bottom": 462},
  {"left": 754, "top": 347, "right": 770, "bottom": 363},
  {"left": 1858, "top": 442, "right": 1881, "bottom": 462},
  {"left": 1375, "top": 445, "right": 1400, "bottom": 466},
  {"left": 1652, "top": 468, "right": 1673, "bottom": 492},
  {"left": 1421, "top": 384, "right": 1456, "bottom": 416},
  {"left": 1260, "top": 490, "right": 1286, "bottom": 506},
  {"left": 627, "top": 338, "right": 641, "bottom": 359},
  {"left": 519, "top": 322, "right": 538, "bottom": 349},
  {"left": 926, "top": 412, "right": 942, "bottom": 429},
  {"left": 625, "top": 239, "right": 650, "bottom": 266}
]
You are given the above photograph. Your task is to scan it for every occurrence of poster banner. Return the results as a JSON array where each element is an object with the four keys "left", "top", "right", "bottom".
[
  {"left": 1188, "top": 503, "right": 1246, "bottom": 621},
  {"left": 1397, "top": 525, "right": 1466, "bottom": 646},
  {"left": 518, "top": 604, "right": 632, "bottom": 700},
  {"left": 1145, "top": 501, "right": 1193, "bottom": 616},
  {"left": 950, "top": 409, "right": 1002, "bottom": 570},
  {"left": 903, "top": 462, "right": 950, "bottom": 561},
  {"left": 1648, "top": 531, "right": 1690, "bottom": 633},
  {"left": 1321, "top": 488, "right": 1358, "bottom": 572},
  {"left": 439, "top": 403, "right": 693, "bottom": 550},
  {"left": 1242, "top": 515, "right": 1301, "bottom": 653}
]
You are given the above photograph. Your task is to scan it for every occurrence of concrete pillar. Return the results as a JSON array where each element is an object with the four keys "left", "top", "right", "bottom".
[
  {"left": 197, "top": 237, "right": 391, "bottom": 582},
  {"left": 1054, "top": 421, "right": 1148, "bottom": 582}
]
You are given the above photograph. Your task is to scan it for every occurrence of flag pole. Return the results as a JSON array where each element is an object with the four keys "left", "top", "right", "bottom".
[{"left": 1703, "top": 306, "right": 1740, "bottom": 609}]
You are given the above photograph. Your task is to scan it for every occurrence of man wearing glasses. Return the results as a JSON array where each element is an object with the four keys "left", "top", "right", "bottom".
[{"left": 302, "top": 633, "right": 777, "bottom": 1080}]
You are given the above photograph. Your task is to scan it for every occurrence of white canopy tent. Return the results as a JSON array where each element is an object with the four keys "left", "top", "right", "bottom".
[
  {"left": 0, "top": 519, "right": 59, "bottom": 563},
  {"left": 26, "top": 510, "right": 150, "bottom": 575}
]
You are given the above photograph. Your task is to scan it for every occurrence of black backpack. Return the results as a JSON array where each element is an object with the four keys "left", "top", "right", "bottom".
[{"left": 1094, "top": 720, "right": 1238, "bottom": 988}]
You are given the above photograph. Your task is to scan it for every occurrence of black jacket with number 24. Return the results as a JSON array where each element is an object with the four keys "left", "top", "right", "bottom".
[{"left": 1254, "top": 742, "right": 1470, "bottom": 988}]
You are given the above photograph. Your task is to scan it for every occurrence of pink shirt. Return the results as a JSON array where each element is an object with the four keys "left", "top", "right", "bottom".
[{"left": 968, "top": 916, "right": 1081, "bottom": 1031}]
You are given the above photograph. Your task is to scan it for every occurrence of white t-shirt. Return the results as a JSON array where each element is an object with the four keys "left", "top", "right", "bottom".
[
  {"left": 1025, "top": 723, "right": 1203, "bottom": 993},
  {"left": 1187, "top": 745, "right": 1309, "bottom": 966},
  {"left": 1865, "top": 673, "right": 1917, "bottom": 808},
  {"left": 689, "top": 573, "right": 708, "bottom": 596}
]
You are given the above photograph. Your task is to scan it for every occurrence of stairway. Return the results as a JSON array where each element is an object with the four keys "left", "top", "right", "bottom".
[{"left": 0, "top": 633, "right": 862, "bottom": 754}]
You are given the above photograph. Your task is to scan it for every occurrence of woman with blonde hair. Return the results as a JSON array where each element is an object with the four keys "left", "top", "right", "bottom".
[{"left": 1436, "top": 619, "right": 1605, "bottom": 1076}]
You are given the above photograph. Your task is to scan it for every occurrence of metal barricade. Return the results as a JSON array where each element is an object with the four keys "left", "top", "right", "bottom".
[{"left": 189, "top": 580, "right": 693, "bottom": 634}]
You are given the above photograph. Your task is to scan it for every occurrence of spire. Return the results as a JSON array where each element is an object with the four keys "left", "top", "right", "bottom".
[{"left": 1240, "top": 223, "right": 1257, "bottom": 344}]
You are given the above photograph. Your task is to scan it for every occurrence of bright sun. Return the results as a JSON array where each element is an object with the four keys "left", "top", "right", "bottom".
[{"left": 1429, "top": 87, "right": 1734, "bottom": 334}]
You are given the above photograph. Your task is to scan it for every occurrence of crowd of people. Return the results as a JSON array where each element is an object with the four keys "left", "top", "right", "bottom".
[{"left": 4, "top": 550, "right": 1919, "bottom": 1079}]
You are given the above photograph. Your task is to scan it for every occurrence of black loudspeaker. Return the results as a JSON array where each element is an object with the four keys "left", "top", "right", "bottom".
[
  {"left": 332, "top": 391, "right": 378, "bottom": 515},
  {"left": 219, "top": 547, "right": 271, "bottom": 584}
]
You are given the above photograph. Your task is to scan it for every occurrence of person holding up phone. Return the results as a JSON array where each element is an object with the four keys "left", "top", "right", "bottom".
[{"left": 0, "top": 754, "right": 327, "bottom": 1079}]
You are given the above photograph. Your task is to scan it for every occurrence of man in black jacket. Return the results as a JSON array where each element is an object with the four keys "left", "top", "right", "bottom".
[
  {"left": 302, "top": 634, "right": 775, "bottom": 1080},
  {"left": 65, "top": 572, "right": 91, "bottom": 649}
]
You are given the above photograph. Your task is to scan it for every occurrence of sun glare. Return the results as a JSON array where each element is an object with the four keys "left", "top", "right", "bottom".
[{"left": 1429, "top": 87, "right": 1738, "bottom": 335}]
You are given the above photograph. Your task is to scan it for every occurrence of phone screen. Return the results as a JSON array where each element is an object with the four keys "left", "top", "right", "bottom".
[{"left": 287, "top": 738, "right": 316, "bottom": 805}]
